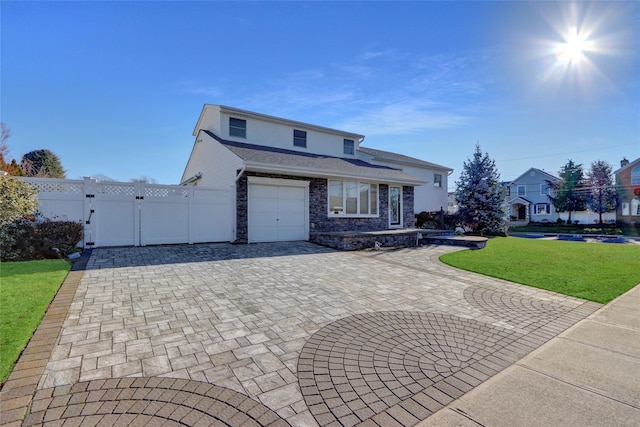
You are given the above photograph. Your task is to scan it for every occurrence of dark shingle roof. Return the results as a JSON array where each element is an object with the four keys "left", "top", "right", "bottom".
[
  {"left": 358, "top": 146, "right": 453, "bottom": 171},
  {"left": 203, "top": 130, "right": 425, "bottom": 184}
]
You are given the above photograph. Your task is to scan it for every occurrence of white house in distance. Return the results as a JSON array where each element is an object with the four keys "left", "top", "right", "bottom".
[{"left": 181, "top": 105, "right": 452, "bottom": 244}]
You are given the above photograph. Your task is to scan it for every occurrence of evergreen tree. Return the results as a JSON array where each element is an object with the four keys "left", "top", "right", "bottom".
[
  {"left": 455, "top": 144, "right": 507, "bottom": 235},
  {"left": 586, "top": 160, "right": 617, "bottom": 225},
  {"left": 548, "top": 159, "right": 586, "bottom": 224},
  {"left": 21, "top": 149, "right": 66, "bottom": 178}
]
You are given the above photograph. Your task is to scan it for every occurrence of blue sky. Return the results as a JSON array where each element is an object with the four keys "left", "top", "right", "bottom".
[{"left": 2, "top": 1, "right": 638, "bottom": 189}]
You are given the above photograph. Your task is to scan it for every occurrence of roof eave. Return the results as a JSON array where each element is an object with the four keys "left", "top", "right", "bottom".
[
  {"left": 243, "top": 161, "right": 426, "bottom": 186},
  {"left": 373, "top": 156, "right": 453, "bottom": 172}
]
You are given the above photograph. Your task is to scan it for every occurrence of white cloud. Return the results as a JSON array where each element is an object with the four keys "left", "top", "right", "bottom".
[
  {"left": 334, "top": 101, "right": 472, "bottom": 135},
  {"left": 177, "top": 81, "right": 222, "bottom": 97}
]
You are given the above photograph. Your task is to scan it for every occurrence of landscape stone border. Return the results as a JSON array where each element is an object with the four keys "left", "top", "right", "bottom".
[{"left": 0, "top": 270, "right": 85, "bottom": 426}]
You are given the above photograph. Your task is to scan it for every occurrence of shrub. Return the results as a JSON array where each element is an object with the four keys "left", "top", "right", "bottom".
[
  {"left": 0, "top": 176, "right": 38, "bottom": 227},
  {"left": 0, "top": 216, "right": 83, "bottom": 261},
  {"left": 415, "top": 210, "right": 465, "bottom": 231},
  {"left": 415, "top": 211, "right": 442, "bottom": 229}
]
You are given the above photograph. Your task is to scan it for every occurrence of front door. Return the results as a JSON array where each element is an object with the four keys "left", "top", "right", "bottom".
[
  {"left": 518, "top": 205, "right": 527, "bottom": 220},
  {"left": 389, "top": 186, "right": 402, "bottom": 227}
]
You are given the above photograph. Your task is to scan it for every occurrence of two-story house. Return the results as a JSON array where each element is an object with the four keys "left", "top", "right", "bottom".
[
  {"left": 615, "top": 157, "right": 640, "bottom": 225},
  {"left": 506, "top": 168, "right": 560, "bottom": 224},
  {"left": 181, "top": 105, "right": 450, "bottom": 244}
]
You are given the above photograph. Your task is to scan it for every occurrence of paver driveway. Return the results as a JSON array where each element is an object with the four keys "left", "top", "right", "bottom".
[{"left": 35, "top": 242, "right": 600, "bottom": 426}]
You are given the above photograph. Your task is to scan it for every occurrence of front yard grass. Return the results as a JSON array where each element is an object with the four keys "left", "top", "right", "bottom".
[
  {"left": 0, "top": 259, "right": 70, "bottom": 385},
  {"left": 440, "top": 237, "right": 640, "bottom": 304}
]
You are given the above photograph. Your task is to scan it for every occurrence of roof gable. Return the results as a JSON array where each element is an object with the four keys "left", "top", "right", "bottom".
[
  {"left": 509, "top": 167, "right": 559, "bottom": 185},
  {"left": 614, "top": 157, "right": 640, "bottom": 174}
]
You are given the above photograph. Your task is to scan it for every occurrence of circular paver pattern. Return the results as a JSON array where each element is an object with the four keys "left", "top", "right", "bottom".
[
  {"left": 24, "top": 377, "right": 290, "bottom": 427},
  {"left": 464, "top": 285, "right": 574, "bottom": 331},
  {"left": 298, "top": 311, "right": 523, "bottom": 426}
]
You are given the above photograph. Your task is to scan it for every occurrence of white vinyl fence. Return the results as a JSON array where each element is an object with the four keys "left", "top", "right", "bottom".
[{"left": 21, "top": 177, "right": 234, "bottom": 247}]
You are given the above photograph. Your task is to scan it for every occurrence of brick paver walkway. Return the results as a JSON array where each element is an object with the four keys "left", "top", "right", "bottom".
[{"left": 0, "top": 242, "right": 601, "bottom": 426}]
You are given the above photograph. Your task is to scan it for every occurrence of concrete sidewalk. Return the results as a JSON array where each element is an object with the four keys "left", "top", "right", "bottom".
[{"left": 419, "top": 284, "right": 640, "bottom": 427}]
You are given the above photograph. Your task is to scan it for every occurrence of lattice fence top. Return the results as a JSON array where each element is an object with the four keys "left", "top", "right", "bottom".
[
  {"left": 194, "top": 188, "right": 229, "bottom": 199},
  {"left": 97, "top": 183, "right": 136, "bottom": 196},
  {"left": 20, "top": 178, "right": 229, "bottom": 200},
  {"left": 145, "top": 186, "right": 189, "bottom": 198},
  {"left": 28, "top": 180, "right": 84, "bottom": 194}
]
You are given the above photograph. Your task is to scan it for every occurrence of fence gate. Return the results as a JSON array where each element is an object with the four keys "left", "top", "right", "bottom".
[{"left": 21, "top": 177, "right": 233, "bottom": 248}]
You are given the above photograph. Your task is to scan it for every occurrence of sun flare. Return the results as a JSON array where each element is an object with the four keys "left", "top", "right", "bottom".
[{"left": 555, "top": 26, "right": 593, "bottom": 65}]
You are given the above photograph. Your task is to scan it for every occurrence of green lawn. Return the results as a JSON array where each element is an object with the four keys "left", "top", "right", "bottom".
[
  {"left": 0, "top": 259, "right": 70, "bottom": 384},
  {"left": 440, "top": 237, "right": 640, "bottom": 304}
]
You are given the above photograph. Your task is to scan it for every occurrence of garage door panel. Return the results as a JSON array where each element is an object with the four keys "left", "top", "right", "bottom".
[
  {"left": 251, "top": 185, "right": 279, "bottom": 198},
  {"left": 278, "top": 212, "right": 306, "bottom": 226},
  {"left": 248, "top": 181, "right": 308, "bottom": 243},
  {"left": 251, "top": 198, "right": 278, "bottom": 213},
  {"left": 278, "top": 198, "right": 305, "bottom": 213},
  {"left": 279, "top": 186, "right": 304, "bottom": 199},
  {"left": 277, "top": 228, "right": 307, "bottom": 241}
]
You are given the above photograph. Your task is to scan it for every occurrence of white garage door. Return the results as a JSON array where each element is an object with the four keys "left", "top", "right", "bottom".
[{"left": 248, "top": 177, "right": 309, "bottom": 243}]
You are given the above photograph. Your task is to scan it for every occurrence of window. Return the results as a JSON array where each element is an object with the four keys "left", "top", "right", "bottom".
[
  {"left": 293, "top": 129, "right": 307, "bottom": 148},
  {"left": 633, "top": 197, "right": 640, "bottom": 216},
  {"left": 229, "top": 117, "right": 246, "bottom": 138},
  {"left": 343, "top": 139, "right": 354, "bottom": 155},
  {"left": 517, "top": 185, "right": 526, "bottom": 196},
  {"left": 631, "top": 166, "right": 640, "bottom": 185},
  {"left": 328, "top": 180, "right": 378, "bottom": 216},
  {"left": 534, "top": 203, "right": 550, "bottom": 215},
  {"left": 434, "top": 174, "right": 442, "bottom": 188},
  {"left": 389, "top": 186, "right": 402, "bottom": 226},
  {"left": 329, "top": 181, "right": 343, "bottom": 214},
  {"left": 540, "top": 183, "right": 550, "bottom": 196}
]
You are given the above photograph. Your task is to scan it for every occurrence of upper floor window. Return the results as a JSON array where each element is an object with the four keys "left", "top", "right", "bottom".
[
  {"left": 229, "top": 117, "right": 247, "bottom": 138},
  {"left": 540, "top": 183, "right": 551, "bottom": 196},
  {"left": 631, "top": 166, "right": 640, "bottom": 185},
  {"left": 434, "top": 174, "right": 442, "bottom": 188},
  {"left": 293, "top": 129, "right": 307, "bottom": 148},
  {"left": 517, "top": 185, "right": 526, "bottom": 196},
  {"left": 343, "top": 139, "right": 354, "bottom": 155}
]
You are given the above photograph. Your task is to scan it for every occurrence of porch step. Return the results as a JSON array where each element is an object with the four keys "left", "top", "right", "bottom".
[{"left": 419, "top": 235, "right": 488, "bottom": 249}]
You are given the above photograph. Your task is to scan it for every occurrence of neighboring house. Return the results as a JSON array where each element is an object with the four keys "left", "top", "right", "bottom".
[
  {"left": 506, "top": 166, "right": 618, "bottom": 225},
  {"left": 615, "top": 157, "right": 640, "bottom": 225},
  {"left": 358, "top": 147, "right": 452, "bottom": 214},
  {"left": 506, "top": 168, "right": 560, "bottom": 223},
  {"left": 181, "top": 105, "right": 434, "bottom": 243}
]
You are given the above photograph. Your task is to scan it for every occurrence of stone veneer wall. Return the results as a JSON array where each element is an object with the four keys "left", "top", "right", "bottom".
[
  {"left": 309, "top": 231, "right": 419, "bottom": 251},
  {"left": 235, "top": 172, "right": 415, "bottom": 243}
]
